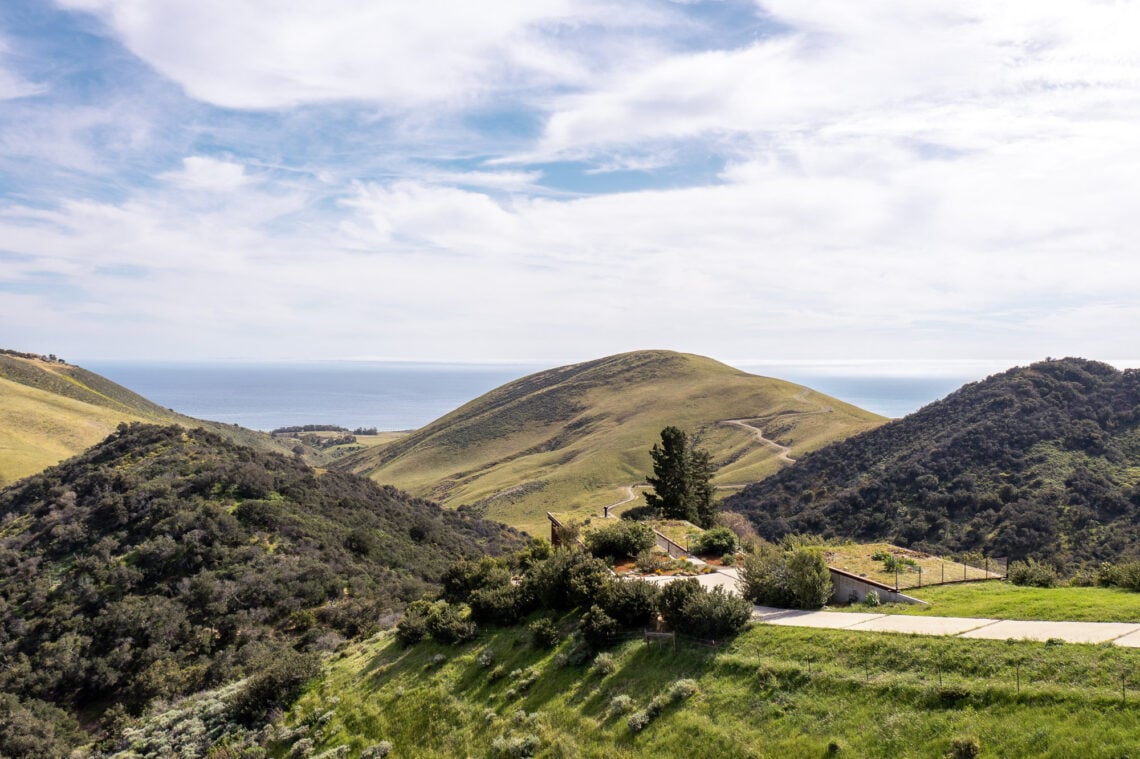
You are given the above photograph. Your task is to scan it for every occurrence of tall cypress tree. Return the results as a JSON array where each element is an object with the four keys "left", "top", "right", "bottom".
[{"left": 644, "top": 426, "right": 716, "bottom": 527}]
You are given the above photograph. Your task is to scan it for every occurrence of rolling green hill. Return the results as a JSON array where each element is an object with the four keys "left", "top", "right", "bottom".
[
  {"left": 0, "top": 351, "right": 317, "bottom": 487},
  {"left": 725, "top": 358, "right": 1140, "bottom": 568},
  {"left": 0, "top": 422, "right": 523, "bottom": 753},
  {"left": 339, "top": 351, "right": 886, "bottom": 535}
]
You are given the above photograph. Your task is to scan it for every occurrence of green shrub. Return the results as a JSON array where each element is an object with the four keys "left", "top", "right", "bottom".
[
  {"left": 591, "top": 652, "right": 617, "bottom": 676},
  {"left": 230, "top": 649, "right": 320, "bottom": 726},
  {"left": 1007, "top": 559, "right": 1058, "bottom": 588},
  {"left": 948, "top": 735, "right": 981, "bottom": 758},
  {"left": 739, "top": 545, "right": 832, "bottom": 609},
  {"left": 635, "top": 548, "right": 669, "bottom": 573},
  {"left": 579, "top": 605, "right": 619, "bottom": 648},
  {"left": 692, "top": 527, "right": 738, "bottom": 556},
  {"left": 658, "top": 580, "right": 750, "bottom": 639},
  {"left": 738, "top": 545, "right": 795, "bottom": 607},
  {"left": 599, "top": 579, "right": 660, "bottom": 627},
  {"left": 528, "top": 618, "right": 559, "bottom": 649},
  {"left": 441, "top": 556, "right": 511, "bottom": 603},
  {"left": 607, "top": 694, "right": 635, "bottom": 717},
  {"left": 626, "top": 710, "right": 650, "bottom": 732},
  {"left": 658, "top": 578, "right": 703, "bottom": 623},
  {"left": 585, "top": 522, "right": 656, "bottom": 560},
  {"left": 721, "top": 553, "right": 736, "bottom": 566},
  {"left": 394, "top": 602, "right": 430, "bottom": 646},
  {"left": 517, "top": 550, "right": 610, "bottom": 612},
  {"left": 1097, "top": 561, "right": 1140, "bottom": 591},
  {"left": 786, "top": 548, "right": 833, "bottom": 608},
  {"left": 490, "top": 733, "right": 540, "bottom": 758},
  {"left": 468, "top": 585, "right": 520, "bottom": 625},
  {"left": 425, "top": 601, "right": 478, "bottom": 644}
]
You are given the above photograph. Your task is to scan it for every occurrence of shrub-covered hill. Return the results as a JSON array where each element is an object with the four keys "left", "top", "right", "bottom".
[
  {"left": 340, "top": 350, "right": 884, "bottom": 535},
  {"left": 725, "top": 358, "right": 1140, "bottom": 568},
  {"left": 0, "top": 423, "right": 523, "bottom": 721},
  {"left": 0, "top": 350, "right": 323, "bottom": 488}
]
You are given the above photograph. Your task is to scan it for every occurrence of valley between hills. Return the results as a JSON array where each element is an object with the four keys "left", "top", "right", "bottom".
[{"left": 5, "top": 348, "right": 1140, "bottom": 757}]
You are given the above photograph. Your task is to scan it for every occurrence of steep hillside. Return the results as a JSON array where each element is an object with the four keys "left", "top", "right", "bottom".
[
  {"left": 340, "top": 351, "right": 885, "bottom": 535},
  {"left": 725, "top": 358, "right": 1140, "bottom": 567},
  {"left": 0, "top": 423, "right": 523, "bottom": 742},
  {"left": 0, "top": 351, "right": 314, "bottom": 486}
]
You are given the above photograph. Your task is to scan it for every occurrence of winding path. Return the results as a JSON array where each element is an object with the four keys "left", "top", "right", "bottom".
[
  {"left": 720, "top": 418, "right": 797, "bottom": 465},
  {"left": 602, "top": 484, "right": 649, "bottom": 518}
]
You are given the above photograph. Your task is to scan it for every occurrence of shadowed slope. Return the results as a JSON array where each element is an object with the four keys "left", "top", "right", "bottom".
[{"left": 725, "top": 358, "right": 1140, "bottom": 567}]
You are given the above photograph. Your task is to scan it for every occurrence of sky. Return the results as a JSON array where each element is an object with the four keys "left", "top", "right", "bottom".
[{"left": 1, "top": 1, "right": 1139, "bottom": 366}]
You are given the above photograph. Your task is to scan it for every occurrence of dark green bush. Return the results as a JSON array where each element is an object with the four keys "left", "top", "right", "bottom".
[
  {"left": 658, "top": 578, "right": 703, "bottom": 624},
  {"left": 230, "top": 649, "right": 320, "bottom": 726},
  {"left": 1007, "top": 559, "right": 1058, "bottom": 588},
  {"left": 468, "top": 585, "right": 521, "bottom": 625},
  {"left": 0, "top": 693, "right": 83, "bottom": 759},
  {"left": 1097, "top": 561, "right": 1140, "bottom": 591},
  {"left": 599, "top": 579, "right": 660, "bottom": 627},
  {"left": 579, "top": 605, "right": 619, "bottom": 648},
  {"left": 786, "top": 548, "right": 833, "bottom": 609},
  {"left": 658, "top": 580, "right": 750, "bottom": 639},
  {"left": 739, "top": 545, "right": 831, "bottom": 609},
  {"left": 441, "top": 556, "right": 512, "bottom": 603},
  {"left": 585, "top": 522, "right": 656, "bottom": 560},
  {"left": 517, "top": 550, "right": 610, "bottom": 612},
  {"left": 425, "top": 601, "right": 477, "bottom": 644},
  {"left": 692, "top": 527, "right": 737, "bottom": 556},
  {"left": 528, "top": 618, "right": 559, "bottom": 649},
  {"left": 395, "top": 600, "right": 432, "bottom": 646}
]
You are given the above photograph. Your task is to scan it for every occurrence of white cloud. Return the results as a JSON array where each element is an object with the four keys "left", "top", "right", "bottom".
[
  {"left": 531, "top": 0, "right": 1140, "bottom": 157},
  {"left": 0, "top": 37, "right": 46, "bottom": 100},
  {"left": 55, "top": 0, "right": 657, "bottom": 109},
  {"left": 161, "top": 156, "right": 250, "bottom": 192}
]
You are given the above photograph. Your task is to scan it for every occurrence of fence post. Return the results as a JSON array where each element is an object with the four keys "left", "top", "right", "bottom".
[{"left": 918, "top": 566, "right": 923, "bottom": 588}]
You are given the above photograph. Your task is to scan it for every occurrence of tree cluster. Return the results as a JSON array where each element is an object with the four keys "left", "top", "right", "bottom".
[
  {"left": 410, "top": 542, "right": 752, "bottom": 652},
  {"left": 643, "top": 426, "right": 716, "bottom": 527},
  {"left": 0, "top": 423, "right": 524, "bottom": 749},
  {"left": 726, "top": 359, "right": 1140, "bottom": 571}
]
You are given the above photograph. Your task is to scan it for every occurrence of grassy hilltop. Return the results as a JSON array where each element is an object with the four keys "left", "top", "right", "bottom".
[
  {"left": 340, "top": 350, "right": 885, "bottom": 535},
  {"left": 0, "top": 351, "right": 319, "bottom": 486}
]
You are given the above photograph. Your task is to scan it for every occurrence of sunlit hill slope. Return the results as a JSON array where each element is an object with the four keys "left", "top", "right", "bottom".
[
  {"left": 339, "top": 350, "right": 886, "bottom": 535},
  {"left": 0, "top": 350, "right": 314, "bottom": 487}
]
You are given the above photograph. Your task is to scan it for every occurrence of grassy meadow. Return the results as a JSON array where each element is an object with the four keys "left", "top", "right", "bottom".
[
  {"left": 269, "top": 619, "right": 1140, "bottom": 758},
  {"left": 858, "top": 582, "right": 1140, "bottom": 623},
  {"left": 343, "top": 351, "right": 885, "bottom": 536},
  {"left": 824, "top": 542, "right": 1001, "bottom": 590}
]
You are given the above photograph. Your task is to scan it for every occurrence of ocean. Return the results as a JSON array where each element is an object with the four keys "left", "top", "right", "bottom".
[{"left": 84, "top": 360, "right": 993, "bottom": 433}]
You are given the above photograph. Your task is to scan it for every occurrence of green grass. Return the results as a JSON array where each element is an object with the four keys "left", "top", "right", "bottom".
[
  {"left": 0, "top": 353, "right": 324, "bottom": 487},
  {"left": 855, "top": 582, "right": 1140, "bottom": 622},
  {"left": 271, "top": 620, "right": 1140, "bottom": 758},
  {"left": 342, "top": 351, "right": 885, "bottom": 536},
  {"left": 825, "top": 542, "right": 1000, "bottom": 589}
]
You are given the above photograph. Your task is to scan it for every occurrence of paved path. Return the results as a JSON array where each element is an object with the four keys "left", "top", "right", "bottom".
[{"left": 751, "top": 606, "right": 1140, "bottom": 647}]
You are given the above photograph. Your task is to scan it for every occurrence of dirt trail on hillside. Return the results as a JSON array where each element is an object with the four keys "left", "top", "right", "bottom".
[
  {"left": 602, "top": 484, "right": 649, "bottom": 517},
  {"left": 720, "top": 418, "right": 797, "bottom": 465}
]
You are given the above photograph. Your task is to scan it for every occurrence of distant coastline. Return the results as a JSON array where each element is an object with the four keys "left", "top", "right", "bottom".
[{"left": 82, "top": 359, "right": 1007, "bottom": 432}]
